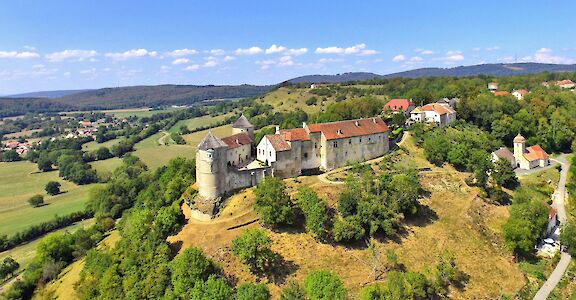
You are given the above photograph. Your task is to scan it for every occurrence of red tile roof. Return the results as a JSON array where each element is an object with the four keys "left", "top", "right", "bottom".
[
  {"left": 265, "top": 134, "right": 291, "bottom": 152},
  {"left": 415, "top": 103, "right": 455, "bottom": 115},
  {"left": 383, "top": 99, "right": 415, "bottom": 112},
  {"left": 515, "top": 89, "right": 529, "bottom": 95},
  {"left": 557, "top": 79, "right": 574, "bottom": 85},
  {"left": 524, "top": 145, "right": 549, "bottom": 161},
  {"left": 221, "top": 132, "right": 252, "bottom": 149},
  {"left": 493, "top": 91, "right": 510, "bottom": 96},
  {"left": 307, "top": 117, "right": 389, "bottom": 140},
  {"left": 280, "top": 128, "right": 310, "bottom": 141}
]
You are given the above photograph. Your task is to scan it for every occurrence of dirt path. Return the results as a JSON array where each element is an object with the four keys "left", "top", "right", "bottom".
[
  {"left": 534, "top": 154, "right": 571, "bottom": 300},
  {"left": 158, "top": 130, "right": 170, "bottom": 146}
]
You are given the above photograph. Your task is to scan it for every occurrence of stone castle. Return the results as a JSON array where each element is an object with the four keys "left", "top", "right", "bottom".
[{"left": 196, "top": 115, "right": 390, "bottom": 201}]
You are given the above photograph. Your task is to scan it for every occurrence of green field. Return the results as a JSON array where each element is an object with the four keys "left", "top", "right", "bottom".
[
  {"left": 103, "top": 107, "right": 183, "bottom": 119},
  {"left": 0, "top": 161, "right": 99, "bottom": 235},
  {"left": 89, "top": 157, "right": 123, "bottom": 175},
  {"left": 132, "top": 132, "right": 196, "bottom": 170},
  {"left": 182, "top": 125, "right": 233, "bottom": 148},
  {"left": 168, "top": 113, "right": 234, "bottom": 133},
  {"left": 0, "top": 218, "right": 95, "bottom": 274},
  {"left": 82, "top": 137, "right": 125, "bottom": 152}
]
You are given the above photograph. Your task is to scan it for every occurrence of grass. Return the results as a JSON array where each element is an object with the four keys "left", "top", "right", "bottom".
[
  {"left": 132, "top": 132, "right": 197, "bottom": 170},
  {"left": 181, "top": 124, "right": 233, "bottom": 147},
  {"left": 257, "top": 87, "right": 338, "bottom": 114},
  {"left": 82, "top": 137, "right": 125, "bottom": 152},
  {"left": 169, "top": 134, "right": 525, "bottom": 299},
  {"left": 102, "top": 107, "right": 182, "bottom": 119},
  {"left": 168, "top": 113, "right": 234, "bottom": 133},
  {"left": 89, "top": 157, "right": 123, "bottom": 176},
  {"left": 0, "top": 161, "right": 101, "bottom": 235},
  {"left": 0, "top": 219, "right": 95, "bottom": 275}
]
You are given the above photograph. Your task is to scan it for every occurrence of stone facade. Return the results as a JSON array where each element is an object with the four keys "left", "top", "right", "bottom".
[{"left": 513, "top": 133, "right": 550, "bottom": 170}]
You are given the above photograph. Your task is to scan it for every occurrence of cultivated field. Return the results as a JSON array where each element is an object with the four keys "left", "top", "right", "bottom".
[
  {"left": 0, "top": 161, "right": 99, "bottom": 235},
  {"left": 102, "top": 107, "right": 182, "bottom": 119},
  {"left": 168, "top": 135, "right": 526, "bottom": 299},
  {"left": 82, "top": 137, "right": 125, "bottom": 152},
  {"left": 132, "top": 132, "right": 196, "bottom": 170},
  {"left": 181, "top": 124, "right": 233, "bottom": 148},
  {"left": 168, "top": 112, "right": 234, "bottom": 133}
]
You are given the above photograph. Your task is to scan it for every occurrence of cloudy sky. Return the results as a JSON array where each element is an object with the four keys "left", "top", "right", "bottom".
[{"left": 0, "top": 0, "right": 575, "bottom": 94}]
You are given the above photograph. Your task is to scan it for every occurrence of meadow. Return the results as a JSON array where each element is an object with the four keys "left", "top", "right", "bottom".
[
  {"left": 167, "top": 112, "right": 234, "bottom": 133},
  {"left": 101, "top": 107, "right": 183, "bottom": 119},
  {"left": 82, "top": 137, "right": 125, "bottom": 152}
]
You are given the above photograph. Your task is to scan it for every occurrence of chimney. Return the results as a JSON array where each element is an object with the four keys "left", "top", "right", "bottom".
[
  {"left": 355, "top": 121, "right": 360, "bottom": 127},
  {"left": 275, "top": 126, "right": 280, "bottom": 134},
  {"left": 235, "top": 138, "right": 239, "bottom": 144},
  {"left": 372, "top": 118, "right": 377, "bottom": 123},
  {"left": 302, "top": 122, "right": 307, "bottom": 128}
]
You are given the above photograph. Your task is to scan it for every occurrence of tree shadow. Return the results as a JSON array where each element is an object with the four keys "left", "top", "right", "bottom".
[
  {"left": 263, "top": 254, "right": 299, "bottom": 285},
  {"left": 404, "top": 204, "right": 438, "bottom": 227},
  {"left": 168, "top": 240, "right": 183, "bottom": 257}
]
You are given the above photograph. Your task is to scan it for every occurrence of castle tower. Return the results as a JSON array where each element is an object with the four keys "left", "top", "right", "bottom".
[
  {"left": 196, "top": 131, "right": 228, "bottom": 200},
  {"left": 232, "top": 114, "right": 254, "bottom": 139},
  {"left": 513, "top": 133, "right": 526, "bottom": 164}
]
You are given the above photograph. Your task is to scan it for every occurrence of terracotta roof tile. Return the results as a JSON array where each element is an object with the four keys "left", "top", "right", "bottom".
[
  {"left": 383, "top": 99, "right": 415, "bottom": 112},
  {"left": 280, "top": 128, "right": 310, "bottom": 141},
  {"left": 524, "top": 145, "right": 549, "bottom": 161},
  {"left": 307, "top": 117, "right": 389, "bottom": 140},
  {"left": 416, "top": 103, "right": 455, "bottom": 115},
  {"left": 221, "top": 132, "right": 252, "bottom": 149},
  {"left": 265, "top": 134, "right": 291, "bottom": 152},
  {"left": 493, "top": 91, "right": 510, "bottom": 96}
]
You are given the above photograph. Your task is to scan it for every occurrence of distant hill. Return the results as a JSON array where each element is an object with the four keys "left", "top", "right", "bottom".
[
  {"left": 54, "top": 84, "right": 273, "bottom": 110},
  {"left": 7, "top": 89, "right": 93, "bottom": 99},
  {"left": 286, "top": 63, "right": 576, "bottom": 83},
  {"left": 287, "top": 72, "right": 381, "bottom": 84}
]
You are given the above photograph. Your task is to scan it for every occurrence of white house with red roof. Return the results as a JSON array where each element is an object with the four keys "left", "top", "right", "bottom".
[
  {"left": 410, "top": 103, "right": 456, "bottom": 126},
  {"left": 556, "top": 79, "right": 575, "bottom": 89},
  {"left": 513, "top": 133, "right": 550, "bottom": 170},
  {"left": 512, "top": 89, "right": 529, "bottom": 100},
  {"left": 383, "top": 99, "right": 415, "bottom": 116}
]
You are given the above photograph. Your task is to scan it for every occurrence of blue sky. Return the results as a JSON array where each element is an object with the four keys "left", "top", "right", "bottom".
[{"left": 0, "top": 0, "right": 575, "bottom": 94}]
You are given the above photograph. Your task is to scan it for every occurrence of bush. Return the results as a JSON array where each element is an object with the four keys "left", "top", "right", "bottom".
[
  {"left": 297, "top": 188, "right": 328, "bottom": 239},
  {"left": 236, "top": 282, "right": 271, "bottom": 300},
  {"left": 305, "top": 97, "right": 318, "bottom": 106},
  {"left": 45, "top": 181, "right": 61, "bottom": 195},
  {"left": 254, "top": 177, "right": 296, "bottom": 226},
  {"left": 28, "top": 194, "right": 44, "bottom": 207},
  {"left": 280, "top": 281, "right": 306, "bottom": 300},
  {"left": 95, "top": 147, "right": 113, "bottom": 160},
  {"left": 560, "top": 221, "right": 576, "bottom": 256},
  {"left": 170, "top": 247, "right": 216, "bottom": 298},
  {"left": 304, "top": 270, "right": 346, "bottom": 300},
  {"left": 0, "top": 257, "right": 19, "bottom": 280},
  {"left": 332, "top": 216, "right": 365, "bottom": 243},
  {"left": 232, "top": 229, "right": 275, "bottom": 273}
]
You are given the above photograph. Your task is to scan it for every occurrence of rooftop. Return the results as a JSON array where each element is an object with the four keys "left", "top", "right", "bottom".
[
  {"left": 265, "top": 134, "right": 292, "bottom": 151},
  {"left": 307, "top": 117, "right": 389, "bottom": 140},
  {"left": 493, "top": 147, "right": 514, "bottom": 162},
  {"left": 524, "top": 145, "right": 549, "bottom": 161},
  {"left": 221, "top": 132, "right": 252, "bottom": 149},
  {"left": 232, "top": 114, "right": 253, "bottom": 128},
  {"left": 280, "top": 128, "right": 311, "bottom": 141},
  {"left": 412, "top": 103, "right": 455, "bottom": 115},
  {"left": 383, "top": 98, "right": 415, "bottom": 112},
  {"left": 197, "top": 131, "right": 228, "bottom": 150}
]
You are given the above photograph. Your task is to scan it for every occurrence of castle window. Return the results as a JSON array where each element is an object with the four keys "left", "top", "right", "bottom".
[
  {"left": 369, "top": 137, "right": 371, "bottom": 142},
  {"left": 349, "top": 139, "right": 352, "bottom": 145},
  {"left": 359, "top": 138, "right": 362, "bottom": 143},
  {"left": 269, "top": 151, "right": 272, "bottom": 156},
  {"left": 333, "top": 141, "right": 338, "bottom": 148},
  {"left": 304, "top": 153, "right": 308, "bottom": 159}
]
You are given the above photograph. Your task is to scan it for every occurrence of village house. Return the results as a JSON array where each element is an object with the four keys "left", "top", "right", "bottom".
[
  {"left": 488, "top": 82, "right": 498, "bottom": 92},
  {"left": 383, "top": 99, "right": 415, "bottom": 116},
  {"left": 410, "top": 102, "right": 456, "bottom": 126},
  {"left": 491, "top": 147, "right": 516, "bottom": 167},
  {"left": 436, "top": 97, "right": 459, "bottom": 107},
  {"left": 196, "top": 115, "right": 390, "bottom": 201},
  {"left": 512, "top": 89, "right": 529, "bottom": 100},
  {"left": 556, "top": 79, "right": 575, "bottom": 89},
  {"left": 2, "top": 140, "right": 32, "bottom": 155},
  {"left": 492, "top": 133, "right": 550, "bottom": 170}
]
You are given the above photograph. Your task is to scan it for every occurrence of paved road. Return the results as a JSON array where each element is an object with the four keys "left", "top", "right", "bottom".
[{"left": 534, "top": 154, "right": 572, "bottom": 300}]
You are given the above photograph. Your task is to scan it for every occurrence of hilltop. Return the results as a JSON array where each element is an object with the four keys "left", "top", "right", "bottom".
[{"left": 6, "top": 89, "right": 93, "bottom": 99}]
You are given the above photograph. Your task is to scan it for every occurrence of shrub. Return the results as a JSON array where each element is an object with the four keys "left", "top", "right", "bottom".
[
  {"left": 45, "top": 181, "right": 61, "bottom": 195},
  {"left": 304, "top": 270, "right": 346, "bottom": 300},
  {"left": 236, "top": 282, "right": 271, "bottom": 300},
  {"left": 332, "top": 216, "right": 365, "bottom": 243},
  {"left": 28, "top": 195, "right": 44, "bottom": 207},
  {"left": 232, "top": 229, "right": 275, "bottom": 273}
]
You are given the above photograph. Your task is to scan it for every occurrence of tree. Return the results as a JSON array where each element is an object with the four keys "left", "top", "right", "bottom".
[
  {"left": 304, "top": 270, "right": 346, "bottom": 300},
  {"left": 560, "top": 221, "right": 576, "bottom": 256},
  {"left": 170, "top": 132, "right": 186, "bottom": 145},
  {"left": 95, "top": 147, "right": 113, "bottom": 160},
  {"left": 389, "top": 172, "right": 421, "bottom": 215},
  {"left": 37, "top": 156, "right": 53, "bottom": 172},
  {"left": 1, "top": 150, "right": 20, "bottom": 162},
  {"left": 28, "top": 194, "right": 44, "bottom": 207},
  {"left": 35, "top": 232, "right": 74, "bottom": 263},
  {"left": 280, "top": 281, "right": 306, "bottom": 300},
  {"left": 492, "top": 158, "right": 518, "bottom": 188},
  {"left": 503, "top": 199, "right": 548, "bottom": 256},
  {"left": 0, "top": 257, "right": 19, "bottom": 280},
  {"left": 236, "top": 282, "right": 271, "bottom": 300},
  {"left": 254, "top": 177, "right": 296, "bottom": 226},
  {"left": 297, "top": 188, "right": 328, "bottom": 239},
  {"left": 45, "top": 181, "right": 61, "bottom": 195},
  {"left": 190, "top": 275, "right": 232, "bottom": 300},
  {"left": 232, "top": 229, "right": 275, "bottom": 273},
  {"left": 170, "top": 247, "right": 216, "bottom": 298},
  {"left": 332, "top": 216, "right": 365, "bottom": 243}
]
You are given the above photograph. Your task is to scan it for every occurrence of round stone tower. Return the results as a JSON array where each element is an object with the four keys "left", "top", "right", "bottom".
[
  {"left": 196, "top": 131, "right": 228, "bottom": 200},
  {"left": 513, "top": 133, "right": 526, "bottom": 163},
  {"left": 232, "top": 114, "right": 254, "bottom": 139}
]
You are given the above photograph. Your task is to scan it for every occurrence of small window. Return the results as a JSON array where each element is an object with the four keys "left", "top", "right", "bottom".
[
  {"left": 333, "top": 141, "right": 338, "bottom": 148},
  {"left": 269, "top": 151, "right": 272, "bottom": 156},
  {"left": 359, "top": 138, "right": 362, "bottom": 143},
  {"left": 304, "top": 153, "right": 308, "bottom": 159},
  {"left": 349, "top": 139, "right": 352, "bottom": 145},
  {"left": 369, "top": 137, "right": 371, "bottom": 142}
]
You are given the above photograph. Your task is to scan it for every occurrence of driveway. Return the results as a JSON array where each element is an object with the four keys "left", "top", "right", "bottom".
[
  {"left": 534, "top": 154, "right": 571, "bottom": 300},
  {"left": 514, "top": 159, "right": 558, "bottom": 176}
]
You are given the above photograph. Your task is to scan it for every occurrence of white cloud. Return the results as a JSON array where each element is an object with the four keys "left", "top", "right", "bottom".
[
  {"left": 285, "top": 48, "right": 308, "bottom": 56},
  {"left": 278, "top": 55, "right": 294, "bottom": 66},
  {"left": 486, "top": 46, "right": 501, "bottom": 51},
  {"left": 0, "top": 51, "right": 40, "bottom": 59},
  {"left": 522, "top": 48, "right": 575, "bottom": 64},
  {"left": 392, "top": 54, "right": 405, "bottom": 62},
  {"left": 208, "top": 49, "right": 226, "bottom": 56},
  {"left": 45, "top": 49, "right": 98, "bottom": 62},
  {"left": 409, "top": 56, "right": 423, "bottom": 62},
  {"left": 203, "top": 60, "right": 218, "bottom": 67},
  {"left": 234, "top": 46, "right": 263, "bottom": 55},
  {"left": 224, "top": 55, "right": 236, "bottom": 61},
  {"left": 167, "top": 48, "right": 197, "bottom": 57},
  {"left": 171, "top": 58, "right": 190, "bottom": 65},
  {"left": 315, "top": 43, "right": 376, "bottom": 55},
  {"left": 265, "top": 44, "right": 287, "bottom": 54},
  {"left": 184, "top": 64, "right": 200, "bottom": 71},
  {"left": 444, "top": 51, "right": 464, "bottom": 61},
  {"left": 63, "top": 71, "right": 71, "bottom": 76},
  {"left": 105, "top": 48, "right": 158, "bottom": 60},
  {"left": 419, "top": 50, "right": 434, "bottom": 55}
]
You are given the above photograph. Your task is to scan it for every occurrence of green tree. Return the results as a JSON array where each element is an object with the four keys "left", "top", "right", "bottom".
[
  {"left": 503, "top": 199, "right": 548, "bottom": 256},
  {"left": 560, "top": 221, "right": 576, "bottom": 256},
  {"left": 389, "top": 172, "right": 421, "bottom": 215},
  {"left": 254, "top": 177, "right": 295, "bottom": 226},
  {"left": 37, "top": 156, "right": 53, "bottom": 172},
  {"left": 304, "top": 270, "right": 346, "bottom": 300},
  {"left": 232, "top": 229, "right": 275, "bottom": 273},
  {"left": 45, "top": 181, "right": 61, "bottom": 195},
  {"left": 280, "top": 281, "right": 306, "bottom": 300},
  {"left": 28, "top": 194, "right": 44, "bottom": 207},
  {"left": 0, "top": 257, "right": 19, "bottom": 280},
  {"left": 190, "top": 275, "right": 232, "bottom": 300},
  {"left": 332, "top": 216, "right": 365, "bottom": 243},
  {"left": 95, "top": 147, "right": 113, "bottom": 160},
  {"left": 170, "top": 247, "right": 216, "bottom": 297},
  {"left": 492, "top": 158, "right": 518, "bottom": 188},
  {"left": 35, "top": 232, "right": 74, "bottom": 263},
  {"left": 2, "top": 150, "right": 20, "bottom": 162},
  {"left": 236, "top": 282, "right": 271, "bottom": 300},
  {"left": 297, "top": 188, "right": 328, "bottom": 239}
]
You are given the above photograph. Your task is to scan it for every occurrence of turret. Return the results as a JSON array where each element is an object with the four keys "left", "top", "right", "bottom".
[
  {"left": 513, "top": 133, "right": 526, "bottom": 163},
  {"left": 232, "top": 114, "right": 254, "bottom": 139},
  {"left": 196, "top": 131, "right": 228, "bottom": 200}
]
